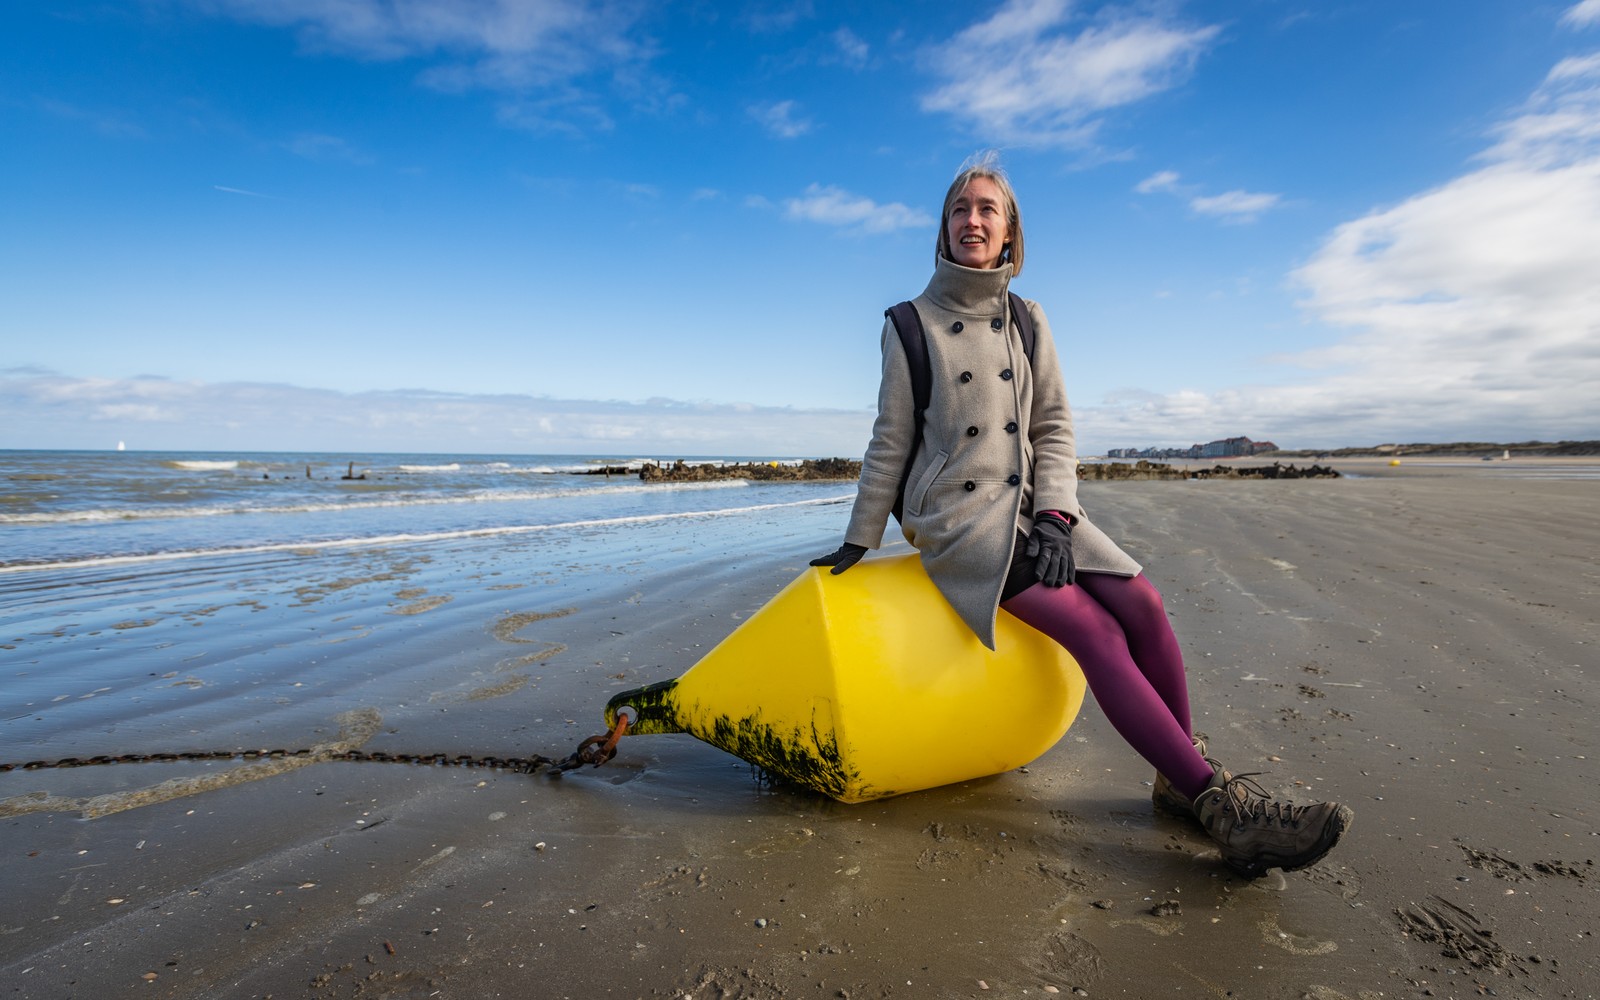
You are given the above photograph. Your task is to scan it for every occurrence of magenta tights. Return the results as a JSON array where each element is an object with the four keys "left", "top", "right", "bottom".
[{"left": 1002, "top": 572, "right": 1215, "bottom": 800}]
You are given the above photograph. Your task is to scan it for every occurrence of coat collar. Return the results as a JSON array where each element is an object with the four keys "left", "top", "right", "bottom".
[{"left": 920, "top": 256, "right": 1013, "bottom": 315}]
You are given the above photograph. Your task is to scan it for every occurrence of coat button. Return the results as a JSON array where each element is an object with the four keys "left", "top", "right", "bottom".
[
  {"left": 990, "top": 317, "right": 1004, "bottom": 330},
  {"left": 959, "top": 371, "right": 973, "bottom": 383},
  {"left": 1000, "top": 369, "right": 1013, "bottom": 380},
  {"left": 1005, "top": 421, "right": 1019, "bottom": 433},
  {"left": 966, "top": 425, "right": 979, "bottom": 437},
  {"left": 952, "top": 321, "right": 964, "bottom": 333},
  {"left": 963, "top": 480, "right": 976, "bottom": 492},
  {"left": 1007, "top": 474, "right": 1021, "bottom": 486}
]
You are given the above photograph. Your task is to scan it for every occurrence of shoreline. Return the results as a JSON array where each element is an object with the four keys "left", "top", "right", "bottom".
[
  {"left": 2, "top": 469, "right": 1597, "bottom": 998},
  {"left": 1159, "top": 453, "right": 1600, "bottom": 479}
]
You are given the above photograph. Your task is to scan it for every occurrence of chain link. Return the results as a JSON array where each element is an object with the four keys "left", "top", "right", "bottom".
[{"left": 0, "top": 725, "right": 631, "bottom": 776}]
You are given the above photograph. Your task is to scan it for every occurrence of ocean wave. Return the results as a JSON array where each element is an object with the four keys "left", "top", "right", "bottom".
[
  {"left": 0, "top": 493, "right": 855, "bottom": 574},
  {"left": 0, "top": 478, "right": 754, "bottom": 525},
  {"left": 397, "top": 463, "right": 461, "bottom": 473},
  {"left": 492, "top": 464, "right": 561, "bottom": 474},
  {"left": 166, "top": 460, "right": 239, "bottom": 471}
]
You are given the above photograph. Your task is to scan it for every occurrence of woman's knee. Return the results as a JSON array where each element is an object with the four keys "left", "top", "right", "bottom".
[
  {"left": 1128, "top": 574, "right": 1168, "bottom": 618},
  {"left": 1085, "top": 572, "right": 1168, "bottom": 629}
]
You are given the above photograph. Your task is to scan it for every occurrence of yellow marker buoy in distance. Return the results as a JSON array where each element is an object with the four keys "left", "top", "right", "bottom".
[
  {"left": 1390, "top": 459, "right": 1402, "bottom": 466},
  {"left": 604, "top": 553, "right": 1086, "bottom": 803}
]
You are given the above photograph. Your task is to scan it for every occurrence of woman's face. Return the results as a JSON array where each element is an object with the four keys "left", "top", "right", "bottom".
[{"left": 945, "top": 176, "right": 1011, "bottom": 270}]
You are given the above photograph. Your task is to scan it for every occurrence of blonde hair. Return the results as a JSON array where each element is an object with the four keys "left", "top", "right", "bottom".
[{"left": 936, "top": 152, "right": 1024, "bottom": 276}]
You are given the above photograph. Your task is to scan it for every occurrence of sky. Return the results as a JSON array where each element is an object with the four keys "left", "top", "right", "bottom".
[{"left": 4, "top": 0, "right": 1599, "bottom": 456}]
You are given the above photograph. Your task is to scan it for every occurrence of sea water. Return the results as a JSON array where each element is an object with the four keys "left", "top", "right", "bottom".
[
  {"left": 0, "top": 450, "right": 857, "bottom": 572},
  {"left": 0, "top": 448, "right": 860, "bottom": 766}
]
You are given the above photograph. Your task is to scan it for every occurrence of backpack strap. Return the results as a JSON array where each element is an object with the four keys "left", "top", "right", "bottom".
[
  {"left": 1008, "top": 291, "right": 1035, "bottom": 362},
  {"left": 884, "top": 301, "right": 929, "bottom": 524},
  {"left": 883, "top": 295, "right": 1032, "bottom": 524}
]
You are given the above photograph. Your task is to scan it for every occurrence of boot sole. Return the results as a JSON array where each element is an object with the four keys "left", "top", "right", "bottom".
[{"left": 1223, "top": 804, "right": 1354, "bottom": 879}]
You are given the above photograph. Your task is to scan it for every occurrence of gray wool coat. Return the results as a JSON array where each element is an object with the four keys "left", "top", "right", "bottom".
[{"left": 844, "top": 257, "right": 1142, "bottom": 649}]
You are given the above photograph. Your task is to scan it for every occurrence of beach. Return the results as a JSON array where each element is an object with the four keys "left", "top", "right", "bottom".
[{"left": 3, "top": 458, "right": 1597, "bottom": 999}]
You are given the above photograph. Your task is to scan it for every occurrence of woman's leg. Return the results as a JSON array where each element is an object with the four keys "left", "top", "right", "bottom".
[
  {"left": 1074, "top": 573, "right": 1193, "bottom": 737},
  {"left": 1003, "top": 580, "right": 1214, "bottom": 800}
]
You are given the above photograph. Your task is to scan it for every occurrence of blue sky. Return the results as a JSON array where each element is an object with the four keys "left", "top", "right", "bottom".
[{"left": 5, "top": 0, "right": 1599, "bottom": 456}]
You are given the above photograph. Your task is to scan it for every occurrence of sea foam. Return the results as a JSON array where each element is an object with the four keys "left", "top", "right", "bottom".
[
  {"left": 166, "top": 460, "right": 239, "bottom": 471},
  {"left": 0, "top": 493, "right": 854, "bottom": 574}
]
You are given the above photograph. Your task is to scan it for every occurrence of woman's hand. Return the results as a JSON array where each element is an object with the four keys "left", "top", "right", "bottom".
[
  {"left": 1025, "top": 513, "right": 1075, "bottom": 587},
  {"left": 810, "top": 542, "right": 867, "bottom": 575}
]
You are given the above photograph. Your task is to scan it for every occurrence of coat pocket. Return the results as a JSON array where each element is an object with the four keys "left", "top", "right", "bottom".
[{"left": 905, "top": 449, "right": 948, "bottom": 518}]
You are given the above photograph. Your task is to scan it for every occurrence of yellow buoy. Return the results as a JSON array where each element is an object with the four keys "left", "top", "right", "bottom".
[
  {"left": 1390, "top": 459, "right": 1402, "bottom": 466},
  {"left": 604, "top": 553, "right": 1086, "bottom": 802}
]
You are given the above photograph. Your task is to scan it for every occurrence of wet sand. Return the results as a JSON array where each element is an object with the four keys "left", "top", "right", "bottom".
[{"left": 3, "top": 467, "right": 1597, "bottom": 999}]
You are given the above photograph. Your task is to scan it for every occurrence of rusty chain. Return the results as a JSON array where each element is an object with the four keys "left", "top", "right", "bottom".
[
  {"left": 556, "top": 713, "right": 629, "bottom": 771},
  {"left": 1, "top": 715, "right": 633, "bottom": 776}
]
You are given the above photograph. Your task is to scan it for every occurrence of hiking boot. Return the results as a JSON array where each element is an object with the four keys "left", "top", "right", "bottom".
[
  {"left": 1193, "top": 771, "right": 1353, "bottom": 878},
  {"left": 1152, "top": 734, "right": 1227, "bottom": 818}
]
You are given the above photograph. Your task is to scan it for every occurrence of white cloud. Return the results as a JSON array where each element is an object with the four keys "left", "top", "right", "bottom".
[
  {"left": 1137, "top": 171, "right": 1280, "bottom": 223},
  {"left": 750, "top": 99, "right": 813, "bottom": 139},
  {"left": 197, "top": 0, "right": 621, "bottom": 69},
  {"left": 920, "top": 0, "right": 1219, "bottom": 146},
  {"left": 284, "top": 132, "right": 372, "bottom": 163},
  {"left": 1561, "top": 0, "right": 1600, "bottom": 28},
  {"left": 1548, "top": 51, "right": 1600, "bottom": 82},
  {"left": 96, "top": 403, "right": 175, "bottom": 422},
  {"left": 1082, "top": 53, "right": 1600, "bottom": 450},
  {"left": 1189, "top": 189, "right": 1281, "bottom": 221},
  {"left": 35, "top": 98, "right": 147, "bottom": 139},
  {"left": 1482, "top": 53, "right": 1600, "bottom": 166},
  {"left": 0, "top": 372, "right": 873, "bottom": 456},
  {"left": 782, "top": 184, "right": 934, "bottom": 233},
  {"left": 195, "top": 0, "right": 650, "bottom": 129},
  {"left": 741, "top": 2, "right": 815, "bottom": 35},
  {"left": 832, "top": 26, "right": 869, "bottom": 66},
  {"left": 494, "top": 92, "right": 615, "bottom": 134},
  {"left": 1135, "top": 170, "right": 1180, "bottom": 193}
]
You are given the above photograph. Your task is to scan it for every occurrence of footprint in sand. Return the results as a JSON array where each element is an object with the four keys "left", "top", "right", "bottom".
[
  {"left": 491, "top": 607, "right": 574, "bottom": 669},
  {"left": 1258, "top": 913, "right": 1338, "bottom": 955},
  {"left": 389, "top": 592, "right": 453, "bottom": 615},
  {"left": 449, "top": 607, "right": 578, "bottom": 701},
  {"left": 467, "top": 675, "right": 530, "bottom": 700},
  {"left": 492, "top": 607, "right": 576, "bottom": 642}
]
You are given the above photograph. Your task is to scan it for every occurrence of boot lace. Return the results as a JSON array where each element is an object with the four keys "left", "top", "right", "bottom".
[{"left": 1221, "top": 773, "right": 1308, "bottom": 829}]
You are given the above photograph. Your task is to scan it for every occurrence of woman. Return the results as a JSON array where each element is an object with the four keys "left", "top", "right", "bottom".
[{"left": 812, "top": 157, "right": 1351, "bottom": 879}]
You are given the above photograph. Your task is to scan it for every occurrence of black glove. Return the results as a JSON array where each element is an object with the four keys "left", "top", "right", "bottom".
[
  {"left": 1025, "top": 514, "right": 1075, "bottom": 587},
  {"left": 810, "top": 542, "right": 867, "bottom": 575}
]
